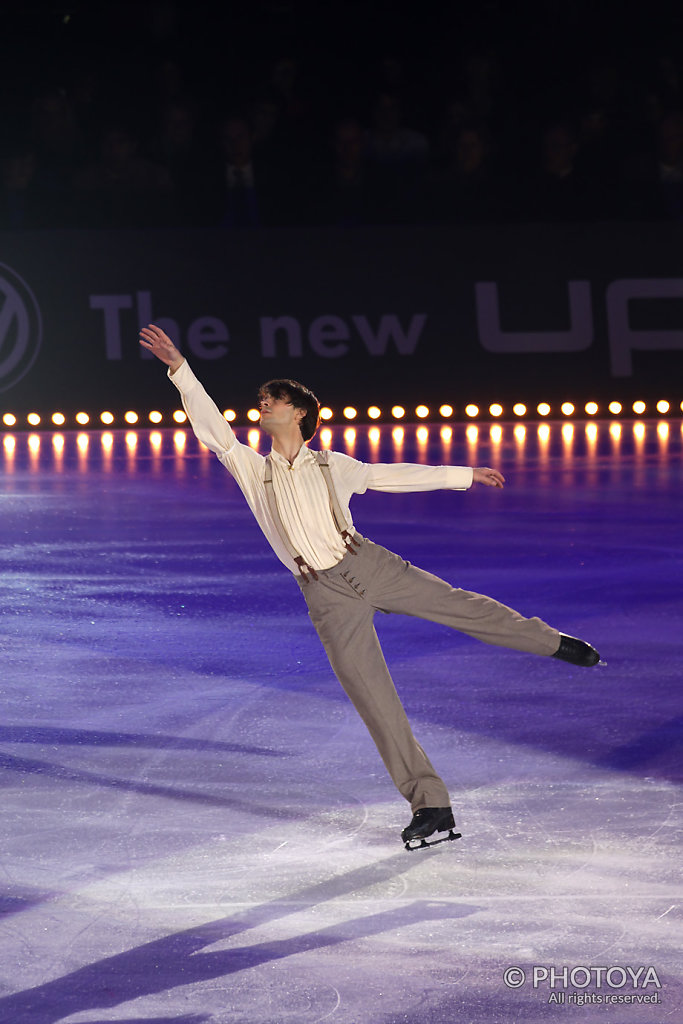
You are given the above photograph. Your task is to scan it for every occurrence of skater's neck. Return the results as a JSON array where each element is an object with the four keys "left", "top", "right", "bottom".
[{"left": 271, "top": 430, "right": 306, "bottom": 466}]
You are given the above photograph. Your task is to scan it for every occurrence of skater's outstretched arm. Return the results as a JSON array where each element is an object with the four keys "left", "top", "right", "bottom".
[
  {"left": 139, "top": 323, "right": 238, "bottom": 456},
  {"left": 352, "top": 459, "right": 504, "bottom": 494}
]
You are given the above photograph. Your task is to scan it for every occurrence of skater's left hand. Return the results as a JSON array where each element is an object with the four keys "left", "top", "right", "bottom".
[{"left": 472, "top": 467, "right": 505, "bottom": 488}]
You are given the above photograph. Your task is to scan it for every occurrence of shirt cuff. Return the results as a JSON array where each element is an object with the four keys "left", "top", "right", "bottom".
[{"left": 444, "top": 465, "right": 474, "bottom": 489}]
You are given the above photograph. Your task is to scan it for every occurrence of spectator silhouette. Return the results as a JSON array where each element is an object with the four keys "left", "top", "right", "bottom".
[
  {"left": 366, "top": 92, "right": 429, "bottom": 221},
  {"left": 151, "top": 99, "right": 200, "bottom": 224},
  {"left": 308, "top": 117, "right": 381, "bottom": 225},
  {"left": 0, "top": 143, "right": 53, "bottom": 228},
  {"left": 527, "top": 119, "right": 601, "bottom": 222},
  {"left": 73, "top": 123, "right": 173, "bottom": 227},
  {"left": 622, "top": 109, "right": 683, "bottom": 220},
  {"left": 427, "top": 120, "right": 506, "bottom": 223},
  {"left": 193, "top": 114, "right": 290, "bottom": 228}
]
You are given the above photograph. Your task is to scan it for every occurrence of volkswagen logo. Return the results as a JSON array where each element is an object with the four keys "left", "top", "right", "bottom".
[{"left": 0, "top": 263, "right": 43, "bottom": 393}]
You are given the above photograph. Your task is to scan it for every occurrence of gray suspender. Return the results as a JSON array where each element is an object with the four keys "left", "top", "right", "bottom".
[{"left": 263, "top": 450, "right": 360, "bottom": 581}]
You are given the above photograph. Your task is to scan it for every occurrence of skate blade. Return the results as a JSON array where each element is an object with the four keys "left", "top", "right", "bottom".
[{"left": 404, "top": 828, "right": 462, "bottom": 852}]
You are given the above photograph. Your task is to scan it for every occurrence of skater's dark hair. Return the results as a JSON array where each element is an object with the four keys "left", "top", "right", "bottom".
[{"left": 258, "top": 379, "right": 321, "bottom": 442}]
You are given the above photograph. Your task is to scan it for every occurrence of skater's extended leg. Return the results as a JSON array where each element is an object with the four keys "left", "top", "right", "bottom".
[{"left": 361, "top": 540, "right": 567, "bottom": 656}]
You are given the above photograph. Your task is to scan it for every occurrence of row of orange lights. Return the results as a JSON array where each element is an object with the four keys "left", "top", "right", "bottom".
[
  {"left": 3, "top": 420, "right": 674, "bottom": 459},
  {"left": 254, "top": 399, "right": 677, "bottom": 421},
  {"left": 1, "top": 399, "right": 681, "bottom": 430}
]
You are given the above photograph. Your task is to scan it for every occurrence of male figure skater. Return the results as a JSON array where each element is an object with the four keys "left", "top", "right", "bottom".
[{"left": 140, "top": 324, "right": 600, "bottom": 850}]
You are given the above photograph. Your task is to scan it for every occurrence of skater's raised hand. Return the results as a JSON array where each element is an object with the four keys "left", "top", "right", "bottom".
[
  {"left": 472, "top": 466, "right": 505, "bottom": 488},
  {"left": 139, "top": 324, "right": 184, "bottom": 373}
]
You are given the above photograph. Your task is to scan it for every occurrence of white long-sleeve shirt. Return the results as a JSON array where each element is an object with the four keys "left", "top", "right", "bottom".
[{"left": 169, "top": 360, "right": 474, "bottom": 573}]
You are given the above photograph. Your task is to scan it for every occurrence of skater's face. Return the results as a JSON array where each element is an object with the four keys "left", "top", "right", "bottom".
[{"left": 259, "top": 395, "right": 305, "bottom": 435}]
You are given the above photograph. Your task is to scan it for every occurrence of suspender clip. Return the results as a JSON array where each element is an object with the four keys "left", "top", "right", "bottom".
[
  {"left": 294, "top": 556, "right": 319, "bottom": 583},
  {"left": 341, "top": 530, "right": 360, "bottom": 554}
]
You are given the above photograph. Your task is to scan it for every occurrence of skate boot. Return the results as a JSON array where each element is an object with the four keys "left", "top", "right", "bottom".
[
  {"left": 552, "top": 633, "right": 600, "bottom": 667},
  {"left": 401, "top": 806, "right": 462, "bottom": 851}
]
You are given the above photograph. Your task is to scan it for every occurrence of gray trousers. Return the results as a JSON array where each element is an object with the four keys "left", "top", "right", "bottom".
[{"left": 296, "top": 535, "right": 560, "bottom": 811}]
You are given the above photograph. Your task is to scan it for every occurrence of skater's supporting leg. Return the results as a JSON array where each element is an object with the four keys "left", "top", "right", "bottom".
[{"left": 300, "top": 577, "right": 451, "bottom": 811}]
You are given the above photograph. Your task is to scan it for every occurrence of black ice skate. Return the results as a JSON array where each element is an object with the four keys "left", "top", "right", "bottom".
[
  {"left": 552, "top": 633, "right": 601, "bottom": 667},
  {"left": 401, "top": 807, "right": 462, "bottom": 851}
]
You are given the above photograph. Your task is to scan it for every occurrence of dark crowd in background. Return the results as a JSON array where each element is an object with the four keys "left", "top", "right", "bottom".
[{"left": 1, "top": 0, "right": 683, "bottom": 231}]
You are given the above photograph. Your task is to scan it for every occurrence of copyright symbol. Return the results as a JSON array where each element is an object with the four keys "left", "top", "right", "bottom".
[{"left": 503, "top": 967, "right": 526, "bottom": 989}]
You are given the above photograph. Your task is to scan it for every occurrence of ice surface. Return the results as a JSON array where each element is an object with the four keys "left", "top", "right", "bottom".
[{"left": 0, "top": 421, "right": 680, "bottom": 1022}]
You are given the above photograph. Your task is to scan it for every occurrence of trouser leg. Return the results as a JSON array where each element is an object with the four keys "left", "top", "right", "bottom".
[
  {"left": 301, "top": 578, "right": 450, "bottom": 811},
  {"left": 363, "top": 540, "right": 560, "bottom": 656}
]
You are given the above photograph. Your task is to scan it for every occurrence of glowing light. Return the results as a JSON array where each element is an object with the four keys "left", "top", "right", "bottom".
[
  {"left": 124, "top": 411, "right": 139, "bottom": 424},
  {"left": 51, "top": 412, "right": 66, "bottom": 426},
  {"left": 562, "top": 423, "right": 574, "bottom": 441},
  {"left": 538, "top": 424, "right": 550, "bottom": 442},
  {"left": 608, "top": 401, "right": 622, "bottom": 415},
  {"left": 656, "top": 400, "right": 670, "bottom": 414},
  {"left": 466, "top": 425, "right": 478, "bottom": 443},
  {"left": 125, "top": 432, "right": 137, "bottom": 450},
  {"left": 586, "top": 422, "right": 598, "bottom": 443},
  {"left": 633, "top": 421, "right": 646, "bottom": 441},
  {"left": 392, "top": 426, "right": 404, "bottom": 444},
  {"left": 490, "top": 424, "right": 503, "bottom": 443},
  {"left": 100, "top": 411, "right": 114, "bottom": 425},
  {"left": 343, "top": 407, "right": 357, "bottom": 420},
  {"left": 657, "top": 422, "right": 669, "bottom": 441},
  {"left": 537, "top": 403, "right": 551, "bottom": 417},
  {"left": 28, "top": 434, "right": 40, "bottom": 452},
  {"left": 28, "top": 413, "right": 41, "bottom": 426},
  {"left": 514, "top": 424, "right": 526, "bottom": 442},
  {"left": 247, "top": 429, "right": 260, "bottom": 448},
  {"left": 150, "top": 431, "right": 162, "bottom": 448},
  {"left": 585, "top": 402, "right": 599, "bottom": 416},
  {"left": 465, "top": 404, "right": 479, "bottom": 418},
  {"left": 632, "top": 401, "right": 646, "bottom": 415},
  {"left": 2, "top": 413, "right": 16, "bottom": 427},
  {"left": 439, "top": 404, "right": 453, "bottom": 418},
  {"left": 513, "top": 403, "right": 527, "bottom": 417},
  {"left": 101, "top": 432, "right": 114, "bottom": 450},
  {"left": 561, "top": 402, "right": 575, "bottom": 416},
  {"left": 320, "top": 427, "right": 332, "bottom": 447},
  {"left": 77, "top": 433, "right": 89, "bottom": 452},
  {"left": 3, "top": 435, "right": 16, "bottom": 453},
  {"left": 52, "top": 434, "right": 65, "bottom": 453},
  {"left": 368, "top": 406, "right": 381, "bottom": 420},
  {"left": 173, "top": 410, "right": 187, "bottom": 424},
  {"left": 247, "top": 409, "right": 260, "bottom": 422},
  {"left": 489, "top": 404, "right": 503, "bottom": 418},
  {"left": 174, "top": 430, "right": 186, "bottom": 450},
  {"left": 149, "top": 411, "right": 163, "bottom": 424},
  {"left": 76, "top": 412, "right": 90, "bottom": 425},
  {"left": 320, "top": 407, "right": 333, "bottom": 421},
  {"left": 223, "top": 409, "right": 236, "bottom": 422},
  {"left": 415, "top": 405, "right": 430, "bottom": 419},
  {"left": 416, "top": 426, "right": 429, "bottom": 443},
  {"left": 440, "top": 426, "right": 452, "bottom": 442},
  {"left": 609, "top": 423, "right": 621, "bottom": 441},
  {"left": 343, "top": 427, "right": 356, "bottom": 444},
  {"left": 368, "top": 426, "right": 380, "bottom": 444},
  {"left": 391, "top": 405, "right": 405, "bottom": 419}
]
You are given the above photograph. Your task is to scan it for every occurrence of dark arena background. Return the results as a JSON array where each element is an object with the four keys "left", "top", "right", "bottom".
[{"left": 0, "top": 3, "right": 681, "bottom": 1022}]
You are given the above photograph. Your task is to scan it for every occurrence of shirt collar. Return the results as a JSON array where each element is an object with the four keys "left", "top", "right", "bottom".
[{"left": 269, "top": 445, "right": 314, "bottom": 469}]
